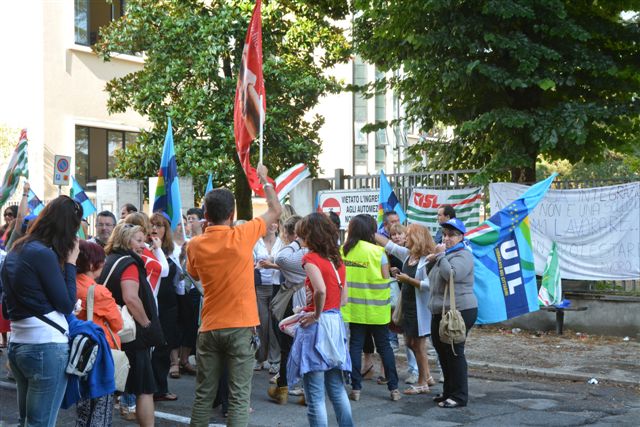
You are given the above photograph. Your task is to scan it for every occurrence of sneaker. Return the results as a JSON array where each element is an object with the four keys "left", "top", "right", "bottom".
[
  {"left": 405, "top": 373, "right": 419, "bottom": 384},
  {"left": 268, "top": 362, "right": 280, "bottom": 374},
  {"left": 349, "top": 389, "right": 361, "bottom": 401},
  {"left": 253, "top": 361, "right": 264, "bottom": 371},
  {"left": 390, "top": 389, "right": 401, "bottom": 401},
  {"left": 269, "top": 373, "right": 280, "bottom": 384}
]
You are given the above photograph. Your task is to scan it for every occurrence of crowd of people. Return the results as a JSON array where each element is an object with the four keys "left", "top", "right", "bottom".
[{"left": 0, "top": 169, "right": 477, "bottom": 427}]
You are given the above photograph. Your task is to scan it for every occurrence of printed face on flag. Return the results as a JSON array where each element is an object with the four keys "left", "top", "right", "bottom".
[{"left": 240, "top": 44, "right": 261, "bottom": 140}]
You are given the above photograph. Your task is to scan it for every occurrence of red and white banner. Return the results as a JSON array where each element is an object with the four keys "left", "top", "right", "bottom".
[
  {"left": 234, "top": 0, "right": 265, "bottom": 192},
  {"left": 275, "top": 163, "right": 310, "bottom": 200}
]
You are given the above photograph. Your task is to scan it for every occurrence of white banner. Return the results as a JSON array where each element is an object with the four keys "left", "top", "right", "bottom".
[
  {"left": 407, "top": 187, "right": 483, "bottom": 235},
  {"left": 490, "top": 182, "right": 640, "bottom": 280},
  {"left": 316, "top": 189, "right": 379, "bottom": 230}
]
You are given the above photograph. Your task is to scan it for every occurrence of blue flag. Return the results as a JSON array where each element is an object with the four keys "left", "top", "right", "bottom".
[
  {"left": 71, "top": 177, "right": 96, "bottom": 219},
  {"left": 152, "top": 117, "right": 182, "bottom": 231},
  {"left": 377, "top": 170, "right": 407, "bottom": 226},
  {"left": 205, "top": 172, "right": 213, "bottom": 194},
  {"left": 467, "top": 173, "right": 557, "bottom": 324},
  {"left": 27, "top": 189, "right": 45, "bottom": 216}
]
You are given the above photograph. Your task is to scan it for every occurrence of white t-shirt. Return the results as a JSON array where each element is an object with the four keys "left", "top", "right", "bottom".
[{"left": 253, "top": 237, "right": 283, "bottom": 285}]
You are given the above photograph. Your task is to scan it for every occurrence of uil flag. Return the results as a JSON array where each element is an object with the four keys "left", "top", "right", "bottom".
[
  {"left": 233, "top": 0, "right": 265, "bottom": 193},
  {"left": 538, "top": 242, "right": 562, "bottom": 306},
  {"left": 27, "top": 189, "right": 45, "bottom": 216},
  {"left": 377, "top": 170, "right": 407, "bottom": 226},
  {"left": 468, "top": 173, "right": 557, "bottom": 324},
  {"left": 0, "top": 129, "right": 29, "bottom": 206},
  {"left": 153, "top": 117, "right": 182, "bottom": 231},
  {"left": 71, "top": 176, "right": 96, "bottom": 219}
]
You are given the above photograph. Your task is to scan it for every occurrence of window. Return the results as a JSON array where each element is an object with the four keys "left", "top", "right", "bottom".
[
  {"left": 353, "top": 55, "right": 368, "bottom": 173},
  {"left": 75, "top": 125, "right": 138, "bottom": 187},
  {"left": 74, "top": 0, "right": 126, "bottom": 46}
]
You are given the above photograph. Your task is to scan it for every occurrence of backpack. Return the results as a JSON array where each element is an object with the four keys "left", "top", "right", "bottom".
[{"left": 438, "top": 271, "right": 466, "bottom": 355}]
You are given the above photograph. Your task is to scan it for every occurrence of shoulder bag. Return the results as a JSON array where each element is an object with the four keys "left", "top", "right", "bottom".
[
  {"left": 438, "top": 270, "right": 466, "bottom": 355},
  {"left": 88, "top": 285, "right": 130, "bottom": 391},
  {"left": 100, "top": 256, "right": 136, "bottom": 343}
]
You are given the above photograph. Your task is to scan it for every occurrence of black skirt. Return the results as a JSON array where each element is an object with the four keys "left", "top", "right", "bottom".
[{"left": 123, "top": 346, "right": 157, "bottom": 395}]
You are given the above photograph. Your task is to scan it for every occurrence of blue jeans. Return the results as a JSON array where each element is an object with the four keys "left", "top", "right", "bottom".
[
  {"left": 8, "top": 342, "right": 69, "bottom": 427},
  {"left": 406, "top": 346, "right": 418, "bottom": 375},
  {"left": 349, "top": 323, "right": 398, "bottom": 391},
  {"left": 303, "top": 369, "right": 353, "bottom": 427}
]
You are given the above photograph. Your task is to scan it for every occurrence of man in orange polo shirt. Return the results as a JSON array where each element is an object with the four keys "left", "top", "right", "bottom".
[{"left": 187, "top": 164, "right": 281, "bottom": 427}]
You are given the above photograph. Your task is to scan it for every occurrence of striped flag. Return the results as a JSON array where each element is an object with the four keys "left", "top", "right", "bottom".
[
  {"left": 0, "top": 129, "right": 29, "bottom": 206},
  {"left": 71, "top": 176, "right": 96, "bottom": 219},
  {"left": 275, "top": 163, "right": 310, "bottom": 201},
  {"left": 538, "top": 241, "right": 562, "bottom": 306},
  {"left": 152, "top": 117, "right": 182, "bottom": 231},
  {"left": 407, "top": 187, "right": 482, "bottom": 234},
  {"left": 27, "top": 189, "right": 45, "bottom": 216}
]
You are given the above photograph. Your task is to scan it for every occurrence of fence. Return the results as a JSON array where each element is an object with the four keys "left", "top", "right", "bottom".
[{"left": 323, "top": 169, "right": 639, "bottom": 295}]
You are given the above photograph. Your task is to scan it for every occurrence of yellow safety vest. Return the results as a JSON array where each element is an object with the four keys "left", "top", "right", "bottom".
[{"left": 340, "top": 241, "right": 390, "bottom": 325}]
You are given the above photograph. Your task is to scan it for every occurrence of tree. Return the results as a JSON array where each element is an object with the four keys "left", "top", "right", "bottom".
[
  {"left": 96, "top": 0, "right": 350, "bottom": 217},
  {"left": 353, "top": 1, "right": 640, "bottom": 183}
]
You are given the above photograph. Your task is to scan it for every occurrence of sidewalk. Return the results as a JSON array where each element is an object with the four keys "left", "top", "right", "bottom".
[
  {"left": 463, "top": 325, "right": 640, "bottom": 387},
  {"left": 389, "top": 325, "right": 640, "bottom": 389}
]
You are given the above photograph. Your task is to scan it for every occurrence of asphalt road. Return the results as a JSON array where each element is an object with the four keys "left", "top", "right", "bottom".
[{"left": 1, "top": 366, "right": 639, "bottom": 426}]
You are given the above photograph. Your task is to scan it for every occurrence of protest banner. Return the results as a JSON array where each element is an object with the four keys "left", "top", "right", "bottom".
[
  {"left": 407, "top": 187, "right": 483, "bottom": 234},
  {"left": 316, "top": 189, "right": 378, "bottom": 229},
  {"left": 490, "top": 182, "right": 640, "bottom": 281}
]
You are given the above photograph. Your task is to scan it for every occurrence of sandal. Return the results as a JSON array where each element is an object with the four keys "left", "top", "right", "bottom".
[
  {"left": 154, "top": 393, "right": 178, "bottom": 402},
  {"left": 180, "top": 362, "right": 197, "bottom": 375},
  {"left": 169, "top": 364, "right": 180, "bottom": 379},
  {"left": 433, "top": 393, "right": 448, "bottom": 403},
  {"left": 361, "top": 364, "right": 375, "bottom": 380},
  {"left": 438, "top": 398, "right": 465, "bottom": 408},
  {"left": 426, "top": 376, "right": 436, "bottom": 386},
  {"left": 403, "top": 384, "right": 430, "bottom": 395},
  {"left": 376, "top": 376, "right": 389, "bottom": 385}
]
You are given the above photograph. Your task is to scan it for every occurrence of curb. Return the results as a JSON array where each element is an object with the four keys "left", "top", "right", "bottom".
[
  {"left": 467, "top": 360, "right": 640, "bottom": 387},
  {"left": 393, "top": 350, "right": 639, "bottom": 388}
]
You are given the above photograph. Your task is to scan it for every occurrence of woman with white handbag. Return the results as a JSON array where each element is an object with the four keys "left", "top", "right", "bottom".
[{"left": 75, "top": 240, "right": 124, "bottom": 426}]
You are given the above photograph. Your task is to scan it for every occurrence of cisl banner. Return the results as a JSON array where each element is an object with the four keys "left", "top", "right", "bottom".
[
  {"left": 407, "top": 187, "right": 483, "bottom": 234},
  {"left": 316, "top": 189, "right": 379, "bottom": 229}
]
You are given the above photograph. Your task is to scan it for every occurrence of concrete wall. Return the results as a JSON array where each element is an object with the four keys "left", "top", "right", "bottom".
[{"left": 498, "top": 293, "right": 640, "bottom": 338}]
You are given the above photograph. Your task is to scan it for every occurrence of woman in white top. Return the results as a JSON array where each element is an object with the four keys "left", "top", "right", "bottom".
[
  {"left": 253, "top": 221, "right": 283, "bottom": 373},
  {"left": 1, "top": 196, "right": 82, "bottom": 426}
]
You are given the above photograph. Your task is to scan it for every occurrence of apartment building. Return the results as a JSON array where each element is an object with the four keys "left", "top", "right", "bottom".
[
  {"left": 0, "top": 1, "right": 413, "bottom": 204},
  {"left": 0, "top": 0, "right": 148, "bottom": 201}
]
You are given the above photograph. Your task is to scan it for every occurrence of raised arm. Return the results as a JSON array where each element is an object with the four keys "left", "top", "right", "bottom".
[{"left": 257, "top": 164, "right": 282, "bottom": 232}]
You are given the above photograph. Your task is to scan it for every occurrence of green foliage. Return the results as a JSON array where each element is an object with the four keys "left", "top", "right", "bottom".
[
  {"left": 95, "top": 0, "right": 350, "bottom": 217},
  {"left": 537, "top": 150, "right": 640, "bottom": 182},
  {"left": 354, "top": 1, "right": 640, "bottom": 183}
]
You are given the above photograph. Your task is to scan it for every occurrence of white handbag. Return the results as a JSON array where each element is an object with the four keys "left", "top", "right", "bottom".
[
  {"left": 87, "top": 285, "right": 131, "bottom": 392},
  {"left": 100, "top": 256, "right": 137, "bottom": 343}
]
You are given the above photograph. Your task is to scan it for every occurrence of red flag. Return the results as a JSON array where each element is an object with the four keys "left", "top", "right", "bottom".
[{"left": 234, "top": 0, "right": 265, "bottom": 192}]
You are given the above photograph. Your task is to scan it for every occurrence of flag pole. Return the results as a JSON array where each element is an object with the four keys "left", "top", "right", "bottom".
[{"left": 259, "top": 94, "right": 264, "bottom": 165}]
